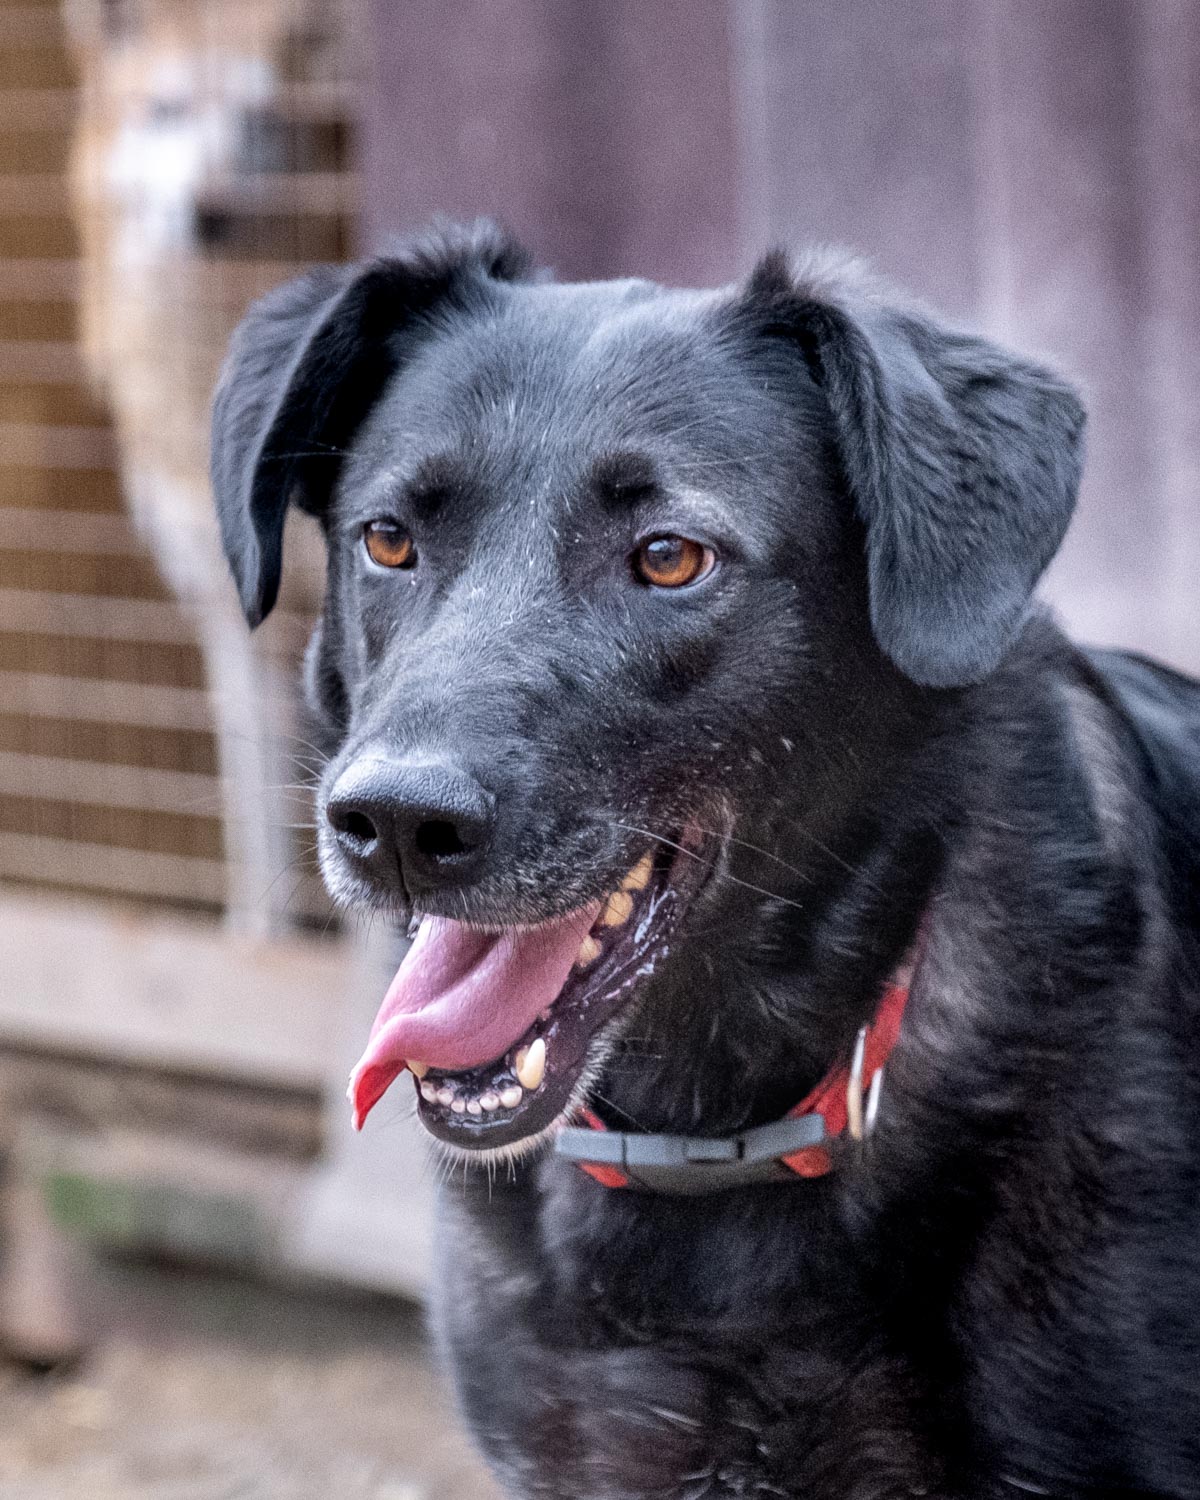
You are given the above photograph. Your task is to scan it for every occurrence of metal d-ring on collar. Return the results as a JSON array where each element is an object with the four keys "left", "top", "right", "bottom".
[{"left": 846, "top": 1023, "right": 886, "bottom": 1143}]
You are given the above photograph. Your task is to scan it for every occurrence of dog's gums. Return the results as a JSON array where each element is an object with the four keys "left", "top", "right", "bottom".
[{"left": 348, "top": 842, "right": 709, "bottom": 1152}]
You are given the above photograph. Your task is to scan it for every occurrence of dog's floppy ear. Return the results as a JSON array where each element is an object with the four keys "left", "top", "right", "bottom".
[
  {"left": 746, "top": 253, "right": 1085, "bottom": 688},
  {"left": 211, "top": 221, "right": 533, "bottom": 626}
]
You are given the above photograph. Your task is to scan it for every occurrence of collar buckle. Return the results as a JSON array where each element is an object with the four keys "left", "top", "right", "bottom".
[{"left": 555, "top": 1112, "right": 830, "bottom": 1195}]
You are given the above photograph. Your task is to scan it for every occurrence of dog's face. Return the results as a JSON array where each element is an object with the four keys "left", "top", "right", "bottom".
[
  {"left": 212, "top": 225, "right": 1084, "bottom": 1158},
  {"left": 66, "top": 0, "right": 344, "bottom": 258},
  {"left": 317, "top": 274, "right": 853, "bottom": 919}
]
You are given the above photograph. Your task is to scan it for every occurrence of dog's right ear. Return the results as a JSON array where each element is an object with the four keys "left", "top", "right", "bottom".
[{"left": 211, "top": 222, "right": 533, "bottom": 627}]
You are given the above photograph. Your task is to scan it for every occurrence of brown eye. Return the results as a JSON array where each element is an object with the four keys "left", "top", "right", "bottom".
[
  {"left": 632, "top": 534, "right": 715, "bottom": 589},
  {"left": 363, "top": 520, "right": 416, "bottom": 569}
]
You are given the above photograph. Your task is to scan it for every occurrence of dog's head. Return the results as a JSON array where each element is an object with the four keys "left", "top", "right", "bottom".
[
  {"left": 66, "top": 0, "right": 347, "bottom": 258},
  {"left": 211, "top": 223, "right": 1084, "bottom": 1157}
]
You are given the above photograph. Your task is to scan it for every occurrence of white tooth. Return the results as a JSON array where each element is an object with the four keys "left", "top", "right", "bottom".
[
  {"left": 451, "top": 1097, "right": 467, "bottom": 1114},
  {"left": 576, "top": 934, "right": 602, "bottom": 967},
  {"left": 622, "top": 854, "right": 653, "bottom": 891},
  {"left": 467, "top": 1098, "right": 483, "bottom": 1116},
  {"left": 436, "top": 1087, "right": 455, "bottom": 1107},
  {"left": 407, "top": 1060, "right": 429, "bottom": 1078},
  {"left": 420, "top": 1081, "right": 438, "bottom": 1103},
  {"left": 515, "top": 1037, "right": 546, "bottom": 1091},
  {"left": 480, "top": 1091, "right": 500, "bottom": 1112},
  {"left": 601, "top": 889, "right": 633, "bottom": 927},
  {"left": 499, "top": 1084, "right": 523, "bottom": 1110}
]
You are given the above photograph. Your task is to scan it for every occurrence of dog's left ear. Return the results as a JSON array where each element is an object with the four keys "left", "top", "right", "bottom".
[
  {"left": 211, "top": 221, "right": 533, "bottom": 626},
  {"left": 744, "top": 253, "right": 1086, "bottom": 688}
]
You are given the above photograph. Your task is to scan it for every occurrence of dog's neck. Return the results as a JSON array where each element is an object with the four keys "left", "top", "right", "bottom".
[
  {"left": 593, "top": 778, "right": 948, "bottom": 1143},
  {"left": 588, "top": 630, "right": 1112, "bottom": 1153}
]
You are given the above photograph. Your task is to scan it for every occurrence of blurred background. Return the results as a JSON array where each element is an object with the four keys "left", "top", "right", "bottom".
[{"left": 0, "top": 0, "right": 1195, "bottom": 1495}]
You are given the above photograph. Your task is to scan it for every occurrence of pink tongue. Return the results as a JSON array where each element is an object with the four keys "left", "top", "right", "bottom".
[{"left": 349, "top": 903, "right": 601, "bottom": 1130}]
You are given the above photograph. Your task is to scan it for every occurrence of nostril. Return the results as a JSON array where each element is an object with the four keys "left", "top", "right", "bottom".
[
  {"left": 414, "top": 818, "right": 469, "bottom": 861},
  {"left": 342, "top": 810, "right": 378, "bottom": 844},
  {"left": 328, "top": 803, "right": 379, "bottom": 848}
]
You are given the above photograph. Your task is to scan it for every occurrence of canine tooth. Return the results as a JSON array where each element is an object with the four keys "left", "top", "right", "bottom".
[
  {"left": 622, "top": 854, "right": 653, "bottom": 891},
  {"left": 451, "top": 1097, "right": 467, "bottom": 1114},
  {"left": 577, "top": 934, "right": 602, "bottom": 967},
  {"left": 407, "top": 1059, "right": 429, "bottom": 1078},
  {"left": 515, "top": 1037, "right": 546, "bottom": 1091},
  {"left": 420, "top": 1081, "right": 439, "bottom": 1103},
  {"left": 436, "top": 1087, "right": 455, "bottom": 1107},
  {"left": 601, "top": 889, "right": 634, "bottom": 927},
  {"left": 480, "top": 1091, "right": 500, "bottom": 1112},
  {"left": 499, "top": 1084, "right": 523, "bottom": 1110},
  {"left": 467, "top": 1098, "right": 483, "bottom": 1116}
]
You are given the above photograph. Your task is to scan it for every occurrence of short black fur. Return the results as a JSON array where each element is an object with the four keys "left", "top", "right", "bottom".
[{"left": 212, "top": 224, "right": 1200, "bottom": 1499}]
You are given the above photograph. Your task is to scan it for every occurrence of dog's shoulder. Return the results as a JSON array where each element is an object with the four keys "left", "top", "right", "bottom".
[{"left": 1084, "top": 646, "right": 1200, "bottom": 914}]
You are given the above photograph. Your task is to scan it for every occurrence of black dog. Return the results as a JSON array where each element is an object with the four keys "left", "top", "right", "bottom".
[{"left": 212, "top": 223, "right": 1200, "bottom": 1499}]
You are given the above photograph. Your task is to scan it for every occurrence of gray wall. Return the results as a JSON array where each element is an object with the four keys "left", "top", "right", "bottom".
[
  {"left": 362, "top": 0, "right": 741, "bottom": 284},
  {"left": 366, "top": 0, "right": 1199, "bottom": 672}
]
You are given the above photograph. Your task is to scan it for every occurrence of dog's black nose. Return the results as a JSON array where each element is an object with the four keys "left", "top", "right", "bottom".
[{"left": 325, "top": 757, "right": 495, "bottom": 895}]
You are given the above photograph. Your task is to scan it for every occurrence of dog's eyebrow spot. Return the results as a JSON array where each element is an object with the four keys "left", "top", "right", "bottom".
[
  {"left": 401, "top": 454, "right": 472, "bottom": 519},
  {"left": 588, "top": 450, "right": 661, "bottom": 509}
]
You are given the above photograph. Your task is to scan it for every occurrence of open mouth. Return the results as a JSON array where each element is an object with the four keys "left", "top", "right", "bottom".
[{"left": 348, "top": 832, "right": 710, "bottom": 1154}]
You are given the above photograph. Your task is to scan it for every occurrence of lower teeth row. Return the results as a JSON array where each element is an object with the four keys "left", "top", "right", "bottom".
[
  {"left": 419, "top": 1034, "right": 548, "bottom": 1117},
  {"left": 420, "top": 1079, "right": 523, "bottom": 1115}
]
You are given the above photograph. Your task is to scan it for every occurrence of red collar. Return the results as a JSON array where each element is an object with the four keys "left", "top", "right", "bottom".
[{"left": 554, "top": 966, "right": 912, "bottom": 1194}]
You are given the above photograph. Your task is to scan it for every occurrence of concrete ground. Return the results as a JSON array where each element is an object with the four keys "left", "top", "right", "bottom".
[{"left": 0, "top": 1260, "right": 500, "bottom": 1500}]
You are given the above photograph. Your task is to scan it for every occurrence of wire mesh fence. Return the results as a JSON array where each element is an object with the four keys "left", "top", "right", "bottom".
[{"left": 0, "top": 0, "right": 361, "bottom": 931}]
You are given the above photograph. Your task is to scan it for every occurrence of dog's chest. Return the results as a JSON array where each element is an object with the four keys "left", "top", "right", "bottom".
[
  {"left": 453, "top": 1333, "right": 789, "bottom": 1500},
  {"left": 433, "top": 1173, "right": 932, "bottom": 1500}
]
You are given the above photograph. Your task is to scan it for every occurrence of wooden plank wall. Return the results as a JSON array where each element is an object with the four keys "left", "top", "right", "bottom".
[{"left": 0, "top": 0, "right": 359, "bottom": 920}]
